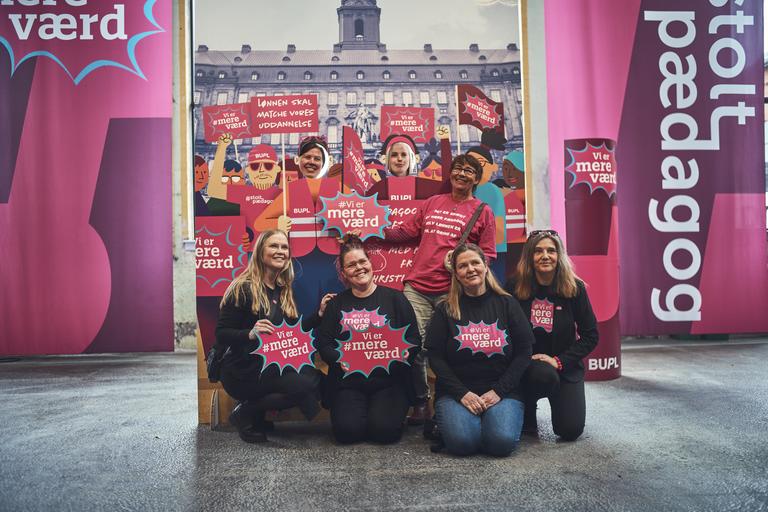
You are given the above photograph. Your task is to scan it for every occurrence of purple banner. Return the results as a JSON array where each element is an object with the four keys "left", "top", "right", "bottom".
[{"left": 617, "top": 0, "right": 768, "bottom": 334}]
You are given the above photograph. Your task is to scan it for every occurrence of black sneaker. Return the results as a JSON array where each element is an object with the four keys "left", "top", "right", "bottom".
[{"left": 229, "top": 402, "right": 268, "bottom": 443}]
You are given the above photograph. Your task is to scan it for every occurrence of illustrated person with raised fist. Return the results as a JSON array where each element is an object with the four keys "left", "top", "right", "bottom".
[
  {"left": 315, "top": 236, "right": 421, "bottom": 444},
  {"left": 505, "top": 230, "right": 598, "bottom": 441},
  {"left": 214, "top": 229, "right": 334, "bottom": 443},
  {"left": 425, "top": 243, "right": 533, "bottom": 456}
]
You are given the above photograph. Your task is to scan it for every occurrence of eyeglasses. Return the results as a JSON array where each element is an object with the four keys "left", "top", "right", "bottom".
[
  {"left": 528, "top": 229, "right": 559, "bottom": 239},
  {"left": 221, "top": 175, "right": 242, "bottom": 183},
  {"left": 451, "top": 166, "right": 477, "bottom": 176},
  {"left": 249, "top": 162, "right": 275, "bottom": 171}
]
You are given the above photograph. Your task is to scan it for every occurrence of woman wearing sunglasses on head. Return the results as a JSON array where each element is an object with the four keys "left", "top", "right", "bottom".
[{"left": 505, "top": 230, "right": 599, "bottom": 441}]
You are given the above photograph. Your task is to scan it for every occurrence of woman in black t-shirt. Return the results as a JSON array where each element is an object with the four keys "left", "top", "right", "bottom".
[
  {"left": 426, "top": 243, "right": 533, "bottom": 456},
  {"left": 316, "top": 236, "right": 421, "bottom": 444},
  {"left": 506, "top": 230, "right": 599, "bottom": 441},
  {"left": 215, "top": 229, "right": 330, "bottom": 443}
]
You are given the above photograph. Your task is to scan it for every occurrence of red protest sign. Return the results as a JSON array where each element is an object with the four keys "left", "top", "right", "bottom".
[
  {"left": 250, "top": 94, "right": 319, "bottom": 134},
  {"left": 343, "top": 126, "right": 374, "bottom": 194},
  {"left": 457, "top": 85, "right": 504, "bottom": 134},
  {"left": 250, "top": 318, "right": 316, "bottom": 374},
  {"left": 380, "top": 106, "right": 434, "bottom": 145},
  {"left": 318, "top": 191, "right": 391, "bottom": 240},
  {"left": 336, "top": 322, "right": 415, "bottom": 378},
  {"left": 195, "top": 216, "right": 248, "bottom": 297},
  {"left": 202, "top": 103, "right": 253, "bottom": 142}
]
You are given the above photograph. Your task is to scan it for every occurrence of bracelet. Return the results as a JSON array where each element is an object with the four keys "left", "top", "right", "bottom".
[{"left": 553, "top": 356, "right": 563, "bottom": 371}]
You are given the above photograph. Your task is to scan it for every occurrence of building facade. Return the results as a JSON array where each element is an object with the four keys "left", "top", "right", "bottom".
[{"left": 193, "top": 0, "right": 522, "bottom": 163}]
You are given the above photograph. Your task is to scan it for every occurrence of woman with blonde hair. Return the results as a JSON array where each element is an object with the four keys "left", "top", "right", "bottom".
[
  {"left": 215, "top": 229, "right": 333, "bottom": 443},
  {"left": 506, "top": 230, "right": 598, "bottom": 441},
  {"left": 425, "top": 243, "right": 533, "bottom": 456}
]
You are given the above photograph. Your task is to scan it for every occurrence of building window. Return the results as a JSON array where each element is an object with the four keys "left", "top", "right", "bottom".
[
  {"left": 382, "top": 70, "right": 390, "bottom": 79},
  {"left": 365, "top": 92, "right": 375, "bottom": 105},
  {"left": 490, "top": 89, "right": 502, "bottom": 102},
  {"left": 479, "top": 55, "right": 487, "bottom": 61},
  {"left": 356, "top": 70, "right": 365, "bottom": 80},
  {"left": 271, "top": 133, "right": 280, "bottom": 145},
  {"left": 216, "top": 92, "right": 228, "bottom": 105},
  {"left": 355, "top": 19, "right": 364, "bottom": 37},
  {"left": 491, "top": 69, "right": 500, "bottom": 77},
  {"left": 439, "top": 107, "right": 448, "bottom": 114},
  {"left": 277, "top": 71, "right": 286, "bottom": 80},
  {"left": 250, "top": 71, "right": 259, "bottom": 81},
  {"left": 429, "top": 55, "right": 438, "bottom": 61},
  {"left": 304, "top": 71, "right": 312, "bottom": 80},
  {"left": 238, "top": 92, "right": 249, "bottom": 103},
  {"left": 282, "top": 56, "right": 290, "bottom": 62},
  {"left": 384, "top": 91, "right": 394, "bottom": 105},
  {"left": 217, "top": 71, "right": 226, "bottom": 79},
  {"left": 330, "top": 71, "right": 338, "bottom": 80},
  {"left": 256, "top": 92, "right": 266, "bottom": 97},
  {"left": 434, "top": 70, "right": 442, "bottom": 79},
  {"left": 402, "top": 91, "right": 413, "bottom": 106},
  {"left": 437, "top": 91, "right": 448, "bottom": 104},
  {"left": 460, "top": 70, "right": 468, "bottom": 79},
  {"left": 346, "top": 91, "right": 357, "bottom": 105},
  {"left": 327, "top": 124, "right": 339, "bottom": 144},
  {"left": 289, "top": 132, "right": 300, "bottom": 145},
  {"left": 419, "top": 91, "right": 430, "bottom": 105},
  {"left": 193, "top": 90, "right": 201, "bottom": 104},
  {"left": 332, "top": 56, "right": 340, "bottom": 62},
  {"left": 328, "top": 92, "right": 338, "bottom": 105},
  {"left": 408, "top": 70, "right": 417, "bottom": 79},
  {"left": 459, "top": 124, "right": 470, "bottom": 142},
  {"left": 196, "top": 70, "right": 203, "bottom": 78},
  {"left": 381, "top": 56, "right": 389, "bottom": 62}
]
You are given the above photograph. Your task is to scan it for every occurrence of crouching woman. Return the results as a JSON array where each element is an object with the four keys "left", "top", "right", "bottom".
[{"left": 426, "top": 243, "right": 533, "bottom": 456}]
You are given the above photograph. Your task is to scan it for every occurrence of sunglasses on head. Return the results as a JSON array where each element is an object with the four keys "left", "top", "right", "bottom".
[{"left": 528, "top": 229, "right": 559, "bottom": 239}]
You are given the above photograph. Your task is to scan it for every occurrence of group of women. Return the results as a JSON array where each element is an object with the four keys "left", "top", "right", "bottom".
[{"left": 213, "top": 144, "right": 599, "bottom": 456}]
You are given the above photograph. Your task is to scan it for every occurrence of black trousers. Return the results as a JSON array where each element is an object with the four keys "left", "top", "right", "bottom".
[
  {"left": 330, "top": 382, "right": 411, "bottom": 444},
  {"left": 522, "top": 360, "right": 586, "bottom": 441},
  {"left": 221, "top": 359, "right": 322, "bottom": 419}
]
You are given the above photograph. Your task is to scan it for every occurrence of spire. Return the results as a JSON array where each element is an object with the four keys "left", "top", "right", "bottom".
[{"left": 334, "top": 0, "right": 386, "bottom": 52}]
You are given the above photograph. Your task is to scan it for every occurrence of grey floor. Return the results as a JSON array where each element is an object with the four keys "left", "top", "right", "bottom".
[{"left": 1, "top": 338, "right": 767, "bottom": 512}]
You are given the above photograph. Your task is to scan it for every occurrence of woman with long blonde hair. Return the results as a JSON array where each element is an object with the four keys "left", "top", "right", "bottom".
[
  {"left": 425, "top": 243, "right": 533, "bottom": 456},
  {"left": 215, "top": 229, "right": 333, "bottom": 443},
  {"left": 506, "top": 230, "right": 598, "bottom": 441}
]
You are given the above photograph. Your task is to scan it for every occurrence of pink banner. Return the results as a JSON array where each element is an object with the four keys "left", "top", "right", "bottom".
[
  {"left": 195, "top": 216, "right": 248, "bottom": 297},
  {"left": 250, "top": 94, "right": 319, "bottom": 134},
  {"left": 342, "top": 126, "right": 374, "bottom": 194},
  {"left": 202, "top": 103, "right": 253, "bottom": 142},
  {"left": 457, "top": 84, "right": 504, "bottom": 134},
  {"left": 380, "top": 106, "right": 434, "bottom": 145}
]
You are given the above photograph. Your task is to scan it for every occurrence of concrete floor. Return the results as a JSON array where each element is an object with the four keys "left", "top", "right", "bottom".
[{"left": 1, "top": 339, "right": 767, "bottom": 512}]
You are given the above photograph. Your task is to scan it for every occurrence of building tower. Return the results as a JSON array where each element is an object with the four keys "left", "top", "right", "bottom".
[{"left": 333, "top": 0, "right": 387, "bottom": 52}]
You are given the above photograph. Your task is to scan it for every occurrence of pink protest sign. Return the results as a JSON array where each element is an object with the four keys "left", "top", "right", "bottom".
[
  {"left": 250, "top": 318, "right": 316, "bottom": 374},
  {"left": 318, "top": 191, "right": 390, "bottom": 240},
  {"left": 195, "top": 216, "right": 248, "bottom": 297},
  {"left": 336, "top": 323, "right": 415, "bottom": 378},
  {"left": 565, "top": 141, "right": 616, "bottom": 197},
  {"left": 454, "top": 321, "right": 508, "bottom": 357},
  {"left": 530, "top": 298, "right": 555, "bottom": 333},
  {"left": 202, "top": 103, "right": 253, "bottom": 142},
  {"left": 380, "top": 106, "right": 434, "bottom": 145},
  {"left": 366, "top": 197, "right": 421, "bottom": 290},
  {"left": 0, "top": 1, "right": 164, "bottom": 84},
  {"left": 250, "top": 94, "right": 318, "bottom": 134},
  {"left": 457, "top": 84, "right": 504, "bottom": 134},
  {"left": 343, "top": 126, "right": 374, "bottom": 194}
]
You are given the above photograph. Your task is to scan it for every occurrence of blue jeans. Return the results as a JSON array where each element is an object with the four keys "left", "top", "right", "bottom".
[{"left": 435, "top": 395, "right": 524, "bottom": 457}]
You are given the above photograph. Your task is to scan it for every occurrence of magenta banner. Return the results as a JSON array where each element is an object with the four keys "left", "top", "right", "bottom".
[
  {"left": 0, "top": 0, "right": 173, "bottom": 355},
  {"left": 617, "top": 0, "right": 768, "bottom": 334}
]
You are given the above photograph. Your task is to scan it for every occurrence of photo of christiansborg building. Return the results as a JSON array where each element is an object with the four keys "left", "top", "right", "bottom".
[{"left": 193, "top": 0, "right": 523, "bottom": 161}]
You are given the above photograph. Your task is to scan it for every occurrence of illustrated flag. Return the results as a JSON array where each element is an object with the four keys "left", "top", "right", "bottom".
[
  {"left": 457, "top": 84, "right": 504, "bottom": 135},
  {"left": 343, "top": 126, "right": 374, "bottom": 194}
]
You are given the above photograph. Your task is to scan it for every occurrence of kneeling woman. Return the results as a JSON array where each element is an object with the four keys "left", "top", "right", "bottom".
[
  {"left": 506, "top": 230, "right": 598, "bottom": 441},
  {"left": 426, "top": 244, "right": 533, "bottom": 456},
  {"left": 216, "top": 229, "right": 328, "bottom": 443},
  {"left": 316, "top": 236, "right": 421, "bottom": 444}
]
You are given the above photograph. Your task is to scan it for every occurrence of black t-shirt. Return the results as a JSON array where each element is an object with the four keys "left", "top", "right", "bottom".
[
  {"left": 316, "top": 285, "right": 421, "bottom": 398},
  {"left": 425, "top": 291, "right": 533, "bottom": 401},
  {"left": 507, "top": 279, "right": 599, "bottom": 383}
]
